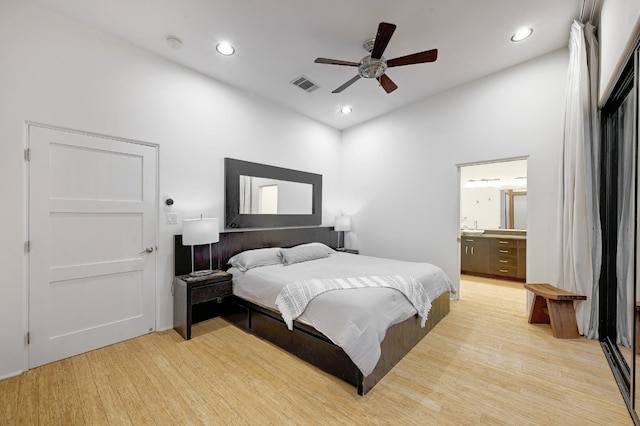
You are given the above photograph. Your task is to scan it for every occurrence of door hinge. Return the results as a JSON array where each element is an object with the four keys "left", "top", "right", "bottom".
[
  {"left": 27, "top": 332, "right": 30, "bottom": 345},
  {"left": 25, "top": 241, "right": 30, "bottom": 253},
  {"left": 24, "top": 148, "right": 30, "bottom": 161}
]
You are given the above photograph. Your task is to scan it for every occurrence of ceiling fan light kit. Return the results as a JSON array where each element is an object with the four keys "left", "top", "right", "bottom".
[
  {"left": 314, "top": 22, "right": 438, "bottom": 94},
  {"left": 358, "top": 56, "right": 387, "bottom": 79}
]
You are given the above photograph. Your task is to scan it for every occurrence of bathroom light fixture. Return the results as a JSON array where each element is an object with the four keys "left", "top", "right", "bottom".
[
  {"left": 340, "top": 106, "right": 352, "bottom": 114},
  {"left": 464, "top": 177, "right": 527, "bottom": 189},
  {"left": 513, "top": 176, "right": 528, "bottom": 188},
  {"left": 465, "top": 178, "right": 501, "bottom": 189},
  {"left": 511, "top": 27, "right": 533, "bottom": 42},
  {"left": 216, "top": 42, "right": 235, "bottom": 56}
]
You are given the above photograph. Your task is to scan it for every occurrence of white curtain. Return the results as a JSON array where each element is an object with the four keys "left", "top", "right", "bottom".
[
  {"left": 615, "top": 95, "right": 636, "bottom": 346},
  {"left": 557, "top": 21, "right": 601, "bottom": 337}
]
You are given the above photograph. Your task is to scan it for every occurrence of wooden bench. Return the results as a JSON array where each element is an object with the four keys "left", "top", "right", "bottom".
[{"left": 523, "top": 283, "right": 586, "bottom": 339}]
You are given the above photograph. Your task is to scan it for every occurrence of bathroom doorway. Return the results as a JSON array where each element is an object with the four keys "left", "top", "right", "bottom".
[{"left": 458, "top": 158, "right": 528, "bottom": 287}]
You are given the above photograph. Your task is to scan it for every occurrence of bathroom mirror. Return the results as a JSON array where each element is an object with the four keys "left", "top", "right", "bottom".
[
  {"left": 460, "top": 160, "right": 528, "bottom": 231},
  {"left": 501, "top": 190, "right": 528, "bottom": 229},
  {"left": 225, "top": 158, "right": 322, "bottom": 229}
]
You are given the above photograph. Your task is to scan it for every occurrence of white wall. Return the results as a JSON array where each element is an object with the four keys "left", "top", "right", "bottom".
[
  {"left": 0, "top": 1, "right": 341, "bottom": 378},
  {"left": 599, "top": 0, "right": 640, "bottom": 104},
  {"left": 460, "top": 188, "right": 502, "bottom": 230},
  {"left": 341, "top": 49, "right": 568, "bottom": 294}
]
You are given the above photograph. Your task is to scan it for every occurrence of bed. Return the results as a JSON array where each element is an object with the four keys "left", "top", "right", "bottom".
[{"left": 174, "top": 226, "right": 453, "bottom": 395}]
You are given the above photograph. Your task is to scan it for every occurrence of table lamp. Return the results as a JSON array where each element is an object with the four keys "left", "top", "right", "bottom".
[
  {"left": 334, "top": 216, "right": 351, "bottom": 250},
  {"left": 182, "top": 216, "right": 219, "bottom": 276}
]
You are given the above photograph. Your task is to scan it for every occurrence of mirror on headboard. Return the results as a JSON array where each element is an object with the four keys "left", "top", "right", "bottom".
[{"left": 224, "top": 158, "right": 322, "bottom": 228}]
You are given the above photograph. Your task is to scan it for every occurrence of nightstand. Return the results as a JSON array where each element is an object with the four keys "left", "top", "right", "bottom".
[
  {"left": 336, "top": 248, "right": 359, "bottom": 254},
  {"left": 173, "top": 271, "right": 233, "bottom": 340}
]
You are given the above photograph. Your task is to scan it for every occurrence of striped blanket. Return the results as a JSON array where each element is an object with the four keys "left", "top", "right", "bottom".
[{"left": 275, "top": 275, "right": 432, "bottom": 330}]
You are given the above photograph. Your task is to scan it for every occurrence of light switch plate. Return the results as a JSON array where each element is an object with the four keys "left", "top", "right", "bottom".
[{"left": 166, "top": 213, "right": 178, "bottom": 225}]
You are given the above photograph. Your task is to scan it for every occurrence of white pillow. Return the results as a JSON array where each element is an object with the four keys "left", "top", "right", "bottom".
[
  {"left": 294, "top": 242, "right": 336, "bottom": 254},
  {"left": 279, "top": 245, "right": 330, "bottom": 266},
  {"left": 228, "top": 247, "right": 282, "bottom": 272}
]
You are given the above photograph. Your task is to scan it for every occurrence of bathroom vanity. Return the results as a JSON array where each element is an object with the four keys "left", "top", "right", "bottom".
[{"left": 460, "top": 229, "right": 526, "bottom": 282}]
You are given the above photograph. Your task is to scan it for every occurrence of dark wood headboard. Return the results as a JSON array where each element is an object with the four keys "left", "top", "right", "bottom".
[{"left": 174, "top": 226, "right": 338, "bottom": 276}]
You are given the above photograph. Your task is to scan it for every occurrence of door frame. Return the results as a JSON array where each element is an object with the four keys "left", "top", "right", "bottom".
[{"left": 456, "top": 156, "right": 529, "bottom": 293}]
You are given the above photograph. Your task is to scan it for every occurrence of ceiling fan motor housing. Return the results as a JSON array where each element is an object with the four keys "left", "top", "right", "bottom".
[{"left": 359, "top": 56, "right": 387, "bottom": 79}]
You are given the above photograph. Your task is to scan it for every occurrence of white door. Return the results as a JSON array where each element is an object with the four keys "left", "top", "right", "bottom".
[{"left": 28, "top": 125, "right": 157, "bottom": 368}]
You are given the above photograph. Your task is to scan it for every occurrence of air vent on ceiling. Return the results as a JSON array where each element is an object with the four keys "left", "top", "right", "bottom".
[{"left": 290, "top": 75, "right": 320, "bottom": 93}]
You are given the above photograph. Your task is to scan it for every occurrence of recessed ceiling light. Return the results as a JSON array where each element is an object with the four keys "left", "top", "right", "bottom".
[
  {"left": 166, "top": 36, "right": 182, "bottom": 49},
  {"left": 216, "top": 42, "right": 235, "bottom": 56},
  {"left": 511, "top": 27, "right": 533, "bottom": 42},
  {"left": 340, "top": 106, "right": 352, "bottom": 114}
]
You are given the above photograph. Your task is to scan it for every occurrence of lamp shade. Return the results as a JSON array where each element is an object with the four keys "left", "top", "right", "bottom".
[
  {"left": 182, "top": 217, "right": 219, "bottom": 246},
  {"left": 335, "top": 216, "right": 351, "bottom": 232}
]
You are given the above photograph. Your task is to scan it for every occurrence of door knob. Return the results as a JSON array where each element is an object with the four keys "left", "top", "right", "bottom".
[{"left": 139, "top": 247, "right": 154, "bottom": 254}]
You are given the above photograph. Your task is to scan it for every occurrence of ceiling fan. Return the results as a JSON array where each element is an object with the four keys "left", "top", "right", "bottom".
[{"left": 314, "top": 22, "right": 438, "bottom": 94}]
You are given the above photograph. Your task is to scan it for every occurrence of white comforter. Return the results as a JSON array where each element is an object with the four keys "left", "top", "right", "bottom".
[{"left": 228, "top": 252, "right": 454, "bottom": 376}]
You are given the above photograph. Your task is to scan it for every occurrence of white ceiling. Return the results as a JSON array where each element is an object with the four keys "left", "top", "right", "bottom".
[{"left": 30, "top": 0, "right": 582, "bottom": 130}]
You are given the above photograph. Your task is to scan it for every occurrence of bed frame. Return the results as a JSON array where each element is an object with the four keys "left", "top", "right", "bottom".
[{"left": 174, "top": 226, "right": 450, "bottom": 395}]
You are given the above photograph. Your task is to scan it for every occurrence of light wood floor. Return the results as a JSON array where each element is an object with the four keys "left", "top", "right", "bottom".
[{"left": 1, "top": 277, "right": 632, "bottom": 425}]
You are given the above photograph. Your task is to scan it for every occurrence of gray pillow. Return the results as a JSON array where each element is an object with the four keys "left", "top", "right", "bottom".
[
  {"left": 294, "top": 242, "right": 336, "bottom": 254},
  {"left": 279, "top": 245, "right": 330, "bottom": 266},
  {"left": 228, "top": 247, "right": 282, "bottom": 272}
]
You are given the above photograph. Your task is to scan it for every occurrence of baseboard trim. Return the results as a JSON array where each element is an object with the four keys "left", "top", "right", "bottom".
[{"left": 0, "top": 370, "right": 23, "bottom": 381}]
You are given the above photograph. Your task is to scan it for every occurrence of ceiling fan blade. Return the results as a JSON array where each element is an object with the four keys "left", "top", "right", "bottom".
[
  {"left": 332, "top": 75, "right": 361, "bottom": 93},
  {"left": 370, "top": 22, "right": 396, "bottom": 59},
  {"left": 377, "top": 74, "right": 398, "bottom": 94},
  {"left": 387, "top": 49, "right": 438, "bottom": 68},
  {"left": 315, "top": 58, "right": 359, "bottom": 66}
]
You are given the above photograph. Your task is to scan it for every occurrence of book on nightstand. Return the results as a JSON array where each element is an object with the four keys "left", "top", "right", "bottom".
[{"left": 179, "top": 270, "right": 231, "bottom": 283}]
